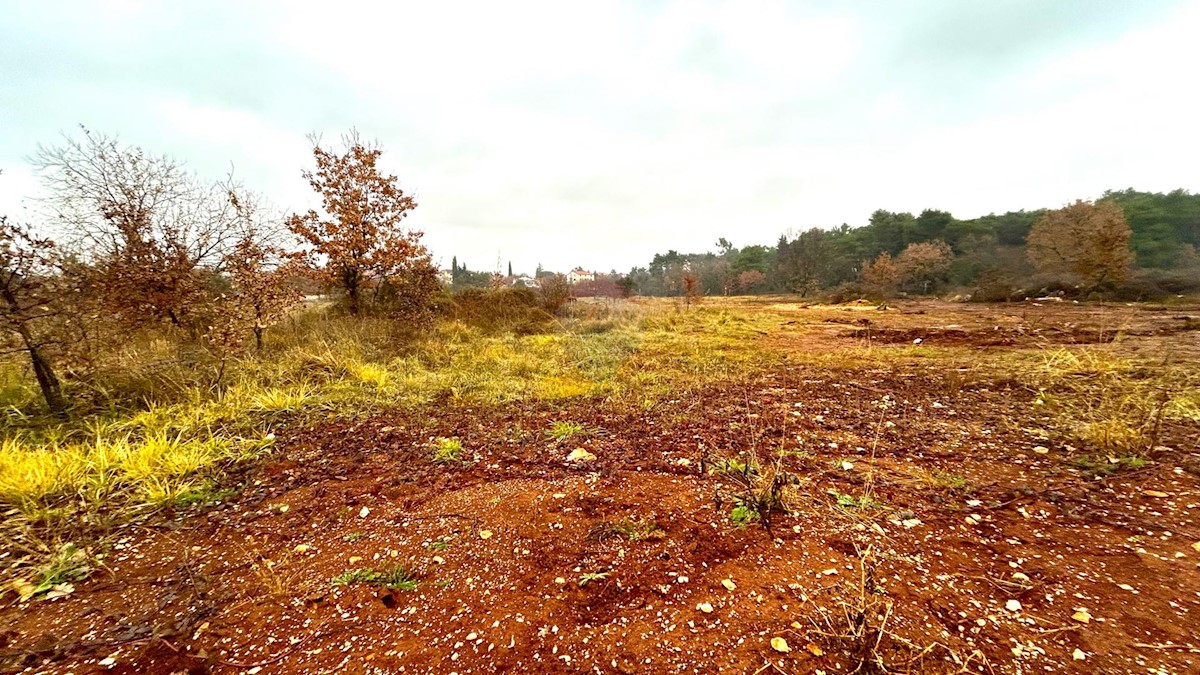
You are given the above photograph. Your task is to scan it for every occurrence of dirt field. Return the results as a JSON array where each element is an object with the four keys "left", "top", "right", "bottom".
[{"left": 3, "top": 298, "right": 1200, "bottom": 674}]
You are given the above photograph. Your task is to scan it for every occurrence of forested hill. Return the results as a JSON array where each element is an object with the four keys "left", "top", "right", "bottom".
[{"left": 627, "top": 189, "right": 1200, "bottom": 300}]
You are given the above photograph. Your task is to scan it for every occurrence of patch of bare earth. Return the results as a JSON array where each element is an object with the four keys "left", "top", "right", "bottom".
[{"left": 4, "top": 303, "right": 1200, "bottom": 674}]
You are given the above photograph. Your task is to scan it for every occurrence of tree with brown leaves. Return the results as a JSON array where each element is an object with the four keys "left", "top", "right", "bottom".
[
  {"left": 33, "top": 128, "right": 250, "bottom": 331},
  {"left": 895, "top": 240, "right": 953, "bottom": 293},
  {"left": 288, "top": 132, "right": 432, "bottom": 316},
  {"left": 860, "top": 251, "right": 899, "bottom": 296},
  {"left": 682, "top": 272, "right": 701, "bottom": 307},
  {"left": 223, "top": 237, "right": 302, "bottom": 352},
  {"left": 1027, "top": 199, "right": 1133, "bottom": 290},
  {"left": 737, "top": 269, "right": 766, "bottom": 294},
  {"left": 0, "top": 217, "right": 71, "bottom": 415}
]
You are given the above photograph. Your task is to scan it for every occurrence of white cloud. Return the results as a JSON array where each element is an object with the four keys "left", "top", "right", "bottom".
[{"left": 1, "top": 0, "right": 1196, "bottom": 272}]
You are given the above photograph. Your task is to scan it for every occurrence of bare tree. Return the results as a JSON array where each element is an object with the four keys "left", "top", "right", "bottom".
[
  {"left": 682, "top": 273, "right": 701, "bottom": 307},
  {"left": 32, "top": 127, "right": 251, "bottom": 329}
]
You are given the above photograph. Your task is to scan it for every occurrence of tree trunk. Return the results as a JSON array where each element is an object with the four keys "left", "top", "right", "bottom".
[
  {"left": 254, "top": 326, "right": 264, "bottom": 352},
  {"left": 2, "top": 286, "right": 68, "bottom": 417},
  {"left": 345, "top": 269, "right": 361, "bottom": 316},
  {"left": 26, "top": 339, "right": 67, "bottom": 417}
]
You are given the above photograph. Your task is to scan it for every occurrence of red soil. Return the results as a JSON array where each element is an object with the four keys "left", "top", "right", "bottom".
[{"left": 3, "top": 302, "right": 1200, "bottom": 674}]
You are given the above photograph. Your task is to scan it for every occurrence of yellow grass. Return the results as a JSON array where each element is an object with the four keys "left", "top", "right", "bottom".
[
  {"left": 0, "top": 300, "right": 777, "bottom": 515},
  {"left": 0, "top": 432, "right": 249, "bottom": 511},
  {"left": 2, "top": 297, "right": 1197, "bottom": 522}
]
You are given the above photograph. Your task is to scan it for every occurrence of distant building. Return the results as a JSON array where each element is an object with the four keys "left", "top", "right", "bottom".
[
  {"left": 437, "top": 269, "right": 453, "bottom": 286},
  {"left": 510, "top": 274, "right": 538, "bottom": 289},
  {"left": 568, "top": 268, "right": 595, "bottom": 284}
]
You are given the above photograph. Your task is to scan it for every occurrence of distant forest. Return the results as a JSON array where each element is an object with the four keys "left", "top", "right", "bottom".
[{"left": 625, "top": 189, "right": 1200, "bottom": 301}]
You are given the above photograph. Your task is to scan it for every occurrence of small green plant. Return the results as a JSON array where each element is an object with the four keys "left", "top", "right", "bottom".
[
  {"left": 1072, "top": 454, "right": 1149, "bottom": 476},
  {"left": 331, "top": 564, "right": 418, "bottom": 591},
  {"left": 614, "top": 518, "right": 665, "bottom": 541},
  {"left": 908, "top": 468, "right": 971, "bottom": 494},
  {"left": 828, "top": 488, "right": 886, "bottom": 510},
  {"left": 710, "top": 457, "right": 753, "bottom": 476},
  {"left": 173, "top": 482, "right": 238, "bottom": 507},
  {"left": 431, "top": 437, "right": 464, "bottom": 464},
  {"left": 929, "top": 470, "right": 968, "bottom": 491},
  {"left": 578, "top": 570, "right": 610, "bottom": 587},
  {"left": 331, "top": 567, "right": 382, "bottom": 585},
  {"left": 427, "top": 539, "right": 449, "bottom": 551},
  {"left": 715, "top": 454, "right": 794, "bottom": 533},
  {"left": 342, "top": 531, "right": 367, "bottom": 542},
  {"left": 729, "top": 502, "right": 760, "bottom": 526},
  {"left": 546, "top": 420, "right": 586, "bottom": 441},
  {"left": 13, "top": 543, "right": 93, "bottom": 601}
]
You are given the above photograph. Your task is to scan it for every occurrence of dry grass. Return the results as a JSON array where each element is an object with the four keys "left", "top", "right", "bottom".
[
  {"left": 0, "top": 300, "right": 776, "bottom": 523},
  {"left": 803, "top": 545, "right": 988, "bottom": 674},
  {"left": 1008, "top": 345, "right": 1199, "bottom": 455},
  {"left": 3, "top": 296, "right": 1199, "bottom": 598}
]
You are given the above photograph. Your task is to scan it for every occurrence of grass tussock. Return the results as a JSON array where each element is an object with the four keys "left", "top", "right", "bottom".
[
  {"left": 331, "top": 564, "right": 419, "bottom": 591},
  {"left": 0, "top": 432, "right": 264, "bottom": 514},
  {"left": 546, "top": 420, "right": 586, "bottom": 441},
  {"left": 1014, "top": 346, "right": 1199, "bottom": 455}
]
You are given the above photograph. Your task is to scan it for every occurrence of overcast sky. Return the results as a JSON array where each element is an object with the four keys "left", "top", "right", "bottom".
[{"left": 2, "top": 1, "right": 1198, "bottom": 273}]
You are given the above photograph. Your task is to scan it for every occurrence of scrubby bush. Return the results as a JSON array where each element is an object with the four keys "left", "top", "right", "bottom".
[
  {"left": 825, "top": 282, "right": 872, "bottom": 304},
  {"left": 538, "top": 273, "right": 572, "bottom": 314},
  {"left": 970, "top": 268, "right": 1020, "bottom": 303},
  {"left": 1118, "top": 269, "right": 1200, "bottom": 298},
  {"left": 448, "top": 287, "right": 555, "bottom": 335}
]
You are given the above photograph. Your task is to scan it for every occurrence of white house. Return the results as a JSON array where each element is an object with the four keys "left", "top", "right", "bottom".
[
  {"left": 437, "top": 269, "right": 453, "bottom": 286},
  {"left": 510, "top": 274, "right": 538, "bottom": 288},
  {"left": 567, "top": 268, "right": 595, "bottom": 284}
]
